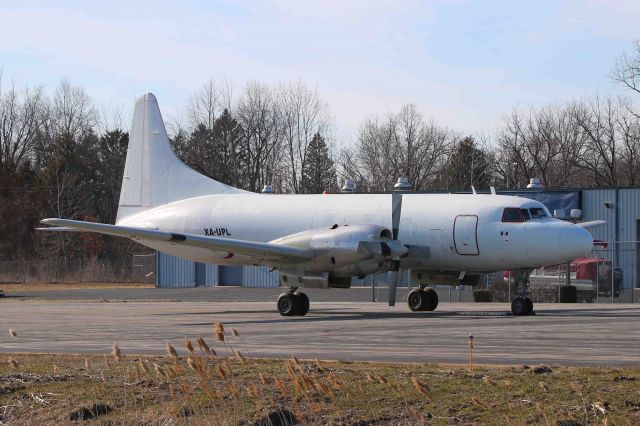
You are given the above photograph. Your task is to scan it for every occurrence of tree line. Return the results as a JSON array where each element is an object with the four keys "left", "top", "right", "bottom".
[{"left": 1, "top": 42, "right": 639, "bottom": 262}]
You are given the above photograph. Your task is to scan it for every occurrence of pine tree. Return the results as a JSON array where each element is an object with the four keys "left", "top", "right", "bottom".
[
  {"left": 302, "top": 133, "right": 338, "bottom": 193},
  {"left": 443, "top": 136, "right": 492, "bottom": 191}
]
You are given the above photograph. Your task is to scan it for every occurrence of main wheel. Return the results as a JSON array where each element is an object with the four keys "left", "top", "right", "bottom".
[
  {"left": 407, "top": 289, "right": 424, "bottom": 312},
  {"left": 294, "top": 292, "right": 309, "bottom": 316},
  {"left": 422, "top": 288, "right": 439, "bottom": 311},
  {"left": 277, "top": 293, "right": 297, "bottom": 316},
  {"left": 511, "top": 297, "right": 529, "bottom": 316}
]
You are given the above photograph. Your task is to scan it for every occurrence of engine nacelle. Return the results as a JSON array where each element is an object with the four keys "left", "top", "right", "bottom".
[
  {"left": 271, "top": 224, "right": 402, "bottom": 276},
  {"left": 279, "top": 272, "right": 351, "bottom": 289}
]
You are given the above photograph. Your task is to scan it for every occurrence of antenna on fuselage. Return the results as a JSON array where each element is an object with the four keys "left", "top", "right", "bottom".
[
  {"left": 471, "top": 185, "right": 477, "bottom": 195},
  {"left": 490, "top": 186, "right": 496, "bottom": 195}
]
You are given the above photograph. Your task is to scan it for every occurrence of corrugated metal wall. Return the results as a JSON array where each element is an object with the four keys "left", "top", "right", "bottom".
[
  {"left": 618, "top": 189, "right": 640, "bottom": 290},
  {"left": 581, "top": 189, "right": 616, "bottom": 250},
  {"left": 205, "top": 263, "right": 218, "bottom": 287},
  {"left": 581, "top": 188, "right": 640, "bottom": 289},
  {"left": 157, "top": 252, "right": 195, "bottom": 287},
  {"left": 242, "top": 266, "right": 280, "bottom": 287}
]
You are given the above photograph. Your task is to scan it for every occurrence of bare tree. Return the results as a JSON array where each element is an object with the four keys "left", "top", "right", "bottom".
[
  {"left": 616, "top": 103, "right": 640, "bottom": 185},
  {"left": 0, "top": 77, "right": 46, "bottom": 171},
  {"left": 37, "top": 81, "right": 97, "bottom": 260},
  {"left": 572, "top": 96, "right": 620, "bottom": 186},
  {"left": 278, "top": 80, "right": 330, "bottom": 193},
  {"left": 48, "top": 79, "right": 96, "bottom": 141},
  {"left": 496, "top": 105, "right": 586, "bottom": 188},
  {"left": 612, "top": 40, "right": 640, "bottom": 97},
  {"left": 235, "top": 82, "right": 285, "bottom": 192},
  {"left": 340, "top": 105, "right": 451, "bottom": 192},
  {"left": 186, "top": 78, "right": 233, "bottom": 131}
]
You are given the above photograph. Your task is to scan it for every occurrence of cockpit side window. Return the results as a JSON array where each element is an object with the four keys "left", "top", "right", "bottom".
[
  {"left": 528, "top": 207, "right": 548, "bottom": 219},
  {"left": 502, "top": 208, "right": 525, "bottom": 223}
]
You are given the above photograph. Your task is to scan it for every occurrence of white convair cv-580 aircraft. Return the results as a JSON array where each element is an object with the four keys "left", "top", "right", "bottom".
[{"left": 40, "top": 93, "right": 598, "bottom": 317}]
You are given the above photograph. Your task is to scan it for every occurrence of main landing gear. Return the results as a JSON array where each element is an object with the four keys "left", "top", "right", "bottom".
[
  {"left": 511, "top": 269, "right": 535, "bottom": 316},
  {"left": 407, "top": 286, "right": 439, "bottom": 312},
  {"left": 277, "top": 288, "right": 309, "bottom": 316}
]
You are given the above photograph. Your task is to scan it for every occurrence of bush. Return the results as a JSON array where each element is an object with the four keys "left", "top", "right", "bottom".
[
  {"left": 529, "top": 281, "right": 558, "bottom": 303},
  {"left": 473, "top": 289, "right": 493, "bottom": 302},
  {"left": 559, "top": 285, "right": 577, "bottom": 303},
  {"left": 490, "top": 280, "right": 517, "bottom": 302}
]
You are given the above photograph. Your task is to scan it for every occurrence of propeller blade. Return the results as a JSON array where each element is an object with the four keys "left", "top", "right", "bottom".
[
  {"left": 389, "top": 191, "right": 404, "bottom": 306},
  {"left": 388, "top": 261, "right": 402, "bottom": 306},
  {"left": 388, "top": 270, "right": 398, "bottom": 306},
  {"left": 391, "top": 192, "right": 403, "bottom": 240}
]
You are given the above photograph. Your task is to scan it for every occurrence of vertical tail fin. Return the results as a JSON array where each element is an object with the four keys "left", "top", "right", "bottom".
[{"left": 116, "top": 93, "right": 245, "bottom": 224}]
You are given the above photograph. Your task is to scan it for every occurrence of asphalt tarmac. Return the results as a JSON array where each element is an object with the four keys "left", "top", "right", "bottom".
[{"left": 1, "top": 287, "right": 638, "bottom": 366}]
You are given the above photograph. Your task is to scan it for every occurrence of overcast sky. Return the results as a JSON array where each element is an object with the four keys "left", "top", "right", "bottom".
[{"left": 0, "top": 0, "right": 638, "bottom": 142}]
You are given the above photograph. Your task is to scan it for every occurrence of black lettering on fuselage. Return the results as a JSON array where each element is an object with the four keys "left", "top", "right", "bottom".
[{"left": 204, "top": 227, "right": 232, "bottom": 237}]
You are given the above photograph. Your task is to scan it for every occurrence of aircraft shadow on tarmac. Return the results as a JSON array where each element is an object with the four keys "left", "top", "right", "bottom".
[
  {"left": 163, "top": 305, "right": 640, "bottom": 326},
  {"left": 175, "top": 310, "right": 516, "bottom": 327},
  {"left": 535, "top": 306, "right": 640, "bottom": 318}
]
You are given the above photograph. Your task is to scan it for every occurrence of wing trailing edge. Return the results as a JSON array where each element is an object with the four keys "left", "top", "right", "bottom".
[{"left": 39, "top": 218, "right": 313, "bottom": 262}]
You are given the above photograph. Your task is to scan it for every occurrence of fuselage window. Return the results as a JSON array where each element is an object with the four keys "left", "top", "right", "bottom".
[
  {"left": 521, "top": 209, "right": 531, "bottom": 221},
  {"left": 502, "top": 208, "right": 525, "bottom": 223},
  {"left": 528, "top": 207, "right": 548, "bottom": 219}
]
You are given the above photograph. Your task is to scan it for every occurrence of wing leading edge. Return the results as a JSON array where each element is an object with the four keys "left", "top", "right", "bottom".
[{"left": 39, "top": 218, "right": 314, "bottom": 263}]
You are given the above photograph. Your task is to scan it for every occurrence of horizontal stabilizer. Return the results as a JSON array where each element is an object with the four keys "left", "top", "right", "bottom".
[
  {"left": 577, "top": 220, "right": 607, "bottom": 229},
  {"left": 34, "top": 226, "right": 82, "bottom": 232},
  {"left": 40, "top": 218, "right": 314, "bottom": 262}
]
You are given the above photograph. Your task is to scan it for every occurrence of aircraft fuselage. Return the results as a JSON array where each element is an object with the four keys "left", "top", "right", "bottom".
[{"left": 120, "top": 192, "right": 592, "bottom": 273}]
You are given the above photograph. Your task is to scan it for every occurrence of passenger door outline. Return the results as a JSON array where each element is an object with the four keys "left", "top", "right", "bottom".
[{"left": 453, "top": 215, "right": 479, "bottom": 256}]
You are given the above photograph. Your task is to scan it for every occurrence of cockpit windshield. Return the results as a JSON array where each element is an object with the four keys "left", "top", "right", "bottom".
[{"left": 502, "top": 207, "right": 549, "bottom": 223}]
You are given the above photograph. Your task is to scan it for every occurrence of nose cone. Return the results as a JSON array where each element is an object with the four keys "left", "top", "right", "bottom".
[{"left": 559, "top": 225, "right": 593, "bottom": 261}]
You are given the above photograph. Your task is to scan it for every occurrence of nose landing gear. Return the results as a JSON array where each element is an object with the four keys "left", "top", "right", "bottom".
[
  {"left": 511, "top": 269, "right": 534, "bottom": 316},
  {"left": 277, "top": 288, "right": 309, "bottom": 316},
  {"left": 407, "top": 286, "right": 439, "bottom": 312}
]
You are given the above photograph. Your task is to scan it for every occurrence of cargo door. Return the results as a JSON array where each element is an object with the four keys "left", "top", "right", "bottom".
[{"left": 454, "top": 215, "right": 479, "bottom": 255}]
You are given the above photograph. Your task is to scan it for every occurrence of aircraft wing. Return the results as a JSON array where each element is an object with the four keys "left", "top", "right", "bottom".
[{"left": 39, "top": 218, "right": 314, "bottom": 262}]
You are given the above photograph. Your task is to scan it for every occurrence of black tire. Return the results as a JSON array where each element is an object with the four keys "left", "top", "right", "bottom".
[
  {"left": 524, "top": 297, "right": 534, "bottom": 315},
  {"left": 407, "top": 289, "right": 424, "bottom": 312},
  {"left": 511, "top": 297, "right": 528, "bottom": 316},
  {"left": 422, "top": 288, "right": 439, "bottom": 311},
  {"left": 294, "top": 292, "right": 310, "bottom": 316},
  {"left": 277, "top": 293, "right": 296, "bottom": 316}
]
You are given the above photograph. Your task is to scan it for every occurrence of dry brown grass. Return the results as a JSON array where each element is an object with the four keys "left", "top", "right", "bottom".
[{"left": 1, "top": 324, "right": 639, "bottom": 425}]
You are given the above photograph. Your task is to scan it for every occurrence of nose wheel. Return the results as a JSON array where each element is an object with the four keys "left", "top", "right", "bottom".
[
  {"left": 511, "top": 296, "right": 534, "bottom": 316},
  {"left": 511, "top": 269, "right": 535, "bottom": 316},
  {"left": 407, "top": 287, "right": 439, "bottom": 312},
  {"left": 277, "top": 289, "right": 309, "bottom": 316}
]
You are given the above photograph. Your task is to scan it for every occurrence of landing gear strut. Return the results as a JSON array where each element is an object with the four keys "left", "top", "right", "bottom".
[
  {"left": 407, "top": 286, "right": 439, "bottom": 312},
  {"left": 277, "top": 288, "right": 309, "bottom": 316},
  {"left": 511, "top": 269, "right": 534, "bottom": 316}
]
